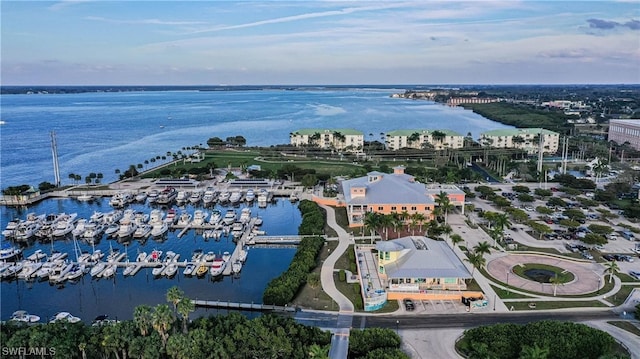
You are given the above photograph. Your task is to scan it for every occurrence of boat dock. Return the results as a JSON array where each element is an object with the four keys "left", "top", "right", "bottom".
[
  {"left": 192, "top": 299, "right": 297, "bottom": 313},
  {"left": 248, "top": 235, "right": 304, "bottom": 245}
]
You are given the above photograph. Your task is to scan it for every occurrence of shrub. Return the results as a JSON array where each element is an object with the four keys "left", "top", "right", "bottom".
[{"left": 339, "top": 269, "right": 346, "bottom": 282}]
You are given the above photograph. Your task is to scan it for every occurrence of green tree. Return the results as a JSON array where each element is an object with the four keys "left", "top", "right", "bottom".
[
  {"left": 133, "top": 305, "right": 153, "bottom": 336},
  {"left": 519, "top": 343, "right": 550, "bottom": 359},
  {"left": 308, "top": 343, "right": 330, "bottom": 359},
  {"left": 364, "top": 212, "right": 381, "bottom": 244},
  {"left": 434, "top": 191, "right": 454, "bottom": 225},
  {"left": 176, "top": 297, "right": 195, "bottom": 334},
  {"left": 465, "top": 252, "right": 486, "bottom": 277},
  {"left": 549, "top": 274, "right": 563, "bottom": 297},
  {"left": 604, "top": 261, "right": 619, "bottom": 284},
  {"left": 151, "top": 304, "right": 175, "bottom": 350},
  {"left": 451, "top": 233, "right": 464, "bottom": 247},
  {"left": 473, "top": 241, "right": 492, "bottom": 256},
  {"left": 166, "top": 286, "right": 185, "bottom": 312},
  {"left": 301, "top": 173, "right": 318, "bottom": 189},
  {"left": 307, "top": 272, "right": 321, "bottom": 299}
]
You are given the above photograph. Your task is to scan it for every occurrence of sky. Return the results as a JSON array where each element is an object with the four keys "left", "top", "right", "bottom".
[{"left": 1, "top": 0, "right": 639, "bottom": 85}]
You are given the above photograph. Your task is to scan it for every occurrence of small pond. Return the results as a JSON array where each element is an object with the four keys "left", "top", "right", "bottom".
[{"left": 523, "top": 268, "right": 557, "bottom": 283}]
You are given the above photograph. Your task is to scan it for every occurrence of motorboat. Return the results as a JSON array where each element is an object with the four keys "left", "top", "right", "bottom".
[
  {"left": 195, "top": 263, "right": 209, "bottom": 277},
  {"left": 72, "top": 219, "right": 89, "bottom": 237},
  {"left": 147, "top": 189, "right": 159, "bottom": 204},
  {"left": 209, "top": 258, "right": 226, "bottom": 277},
  {"left": 147, "top": 250, "right": 163, "bottom": 262},
  {"left": 0, "top": 243, "right": 22, "bottom": 261},
  {"left": 27, "top": 249, "right": 47, "bottom": 262},
  {"left": 105, "top": 223, "right": 120, "bottom": 237},
  {"left": 240, "top": 208, "right": 251, "bottom": 223},
  {"left": 163, "top": 262, "right": 178, "bottom": 277},
  {"left": 90, "top": 211, "right": 104, "bottom": 223},
  {"left": 202, "top": 188, "right": 216, "bottom": 205},
  {"left": 14, "top": 222, "right": 40, "bottom": 241},
  {"left": 191, "top": 210, "right": 208, "bottom": 226},
  {"left": 90, "top": 262, "right": 107, "bottom": 277},
  {"left": 133, "top": 224, "right": 152, "bottom": 238},
  {"left": 2, "top": 219, "right": 20, "bottom": 238},
  {"left": 136, "top": 252, "right": 147, "bottom": 262},
  {"left": 209, "top": 210, "right": 222, "bottom": 225},
  {"left": 50, "top": 251, "right": 68, "bottom": 262},
  {"left": 204, "top": 251, "right": 216, "bottom": 262},
  {"left": 76, "top": 193, "right": 93, "bottom": 202},
  {"left": 231, "top": 260, "right": 242, "bottom": 274},
  {"left": 245, "top": 189, "right": 255, "bottom": 202},
  {"left": 176, "top": 190, "right": 190, "bottom": 204},
  {"left": 133, "top": 211, "right": 149, "bottom": 225},
  {"left": 218, "top": 191, "right": 230, "bottom": 203},
  {"left": 90, "top": 250, "right": 104, "bottom": 262},
  {"left": 156, "top": 187, "right": 177, "bottom": 205},
  {"left": 148, "top": 209, "right": 164, "bottom": 226},
  {"left": 50, "top": 312, "right": 81, "bottom": 323},
  {"left": 177, "top": 212, "right": 192, "bottom": 226},
  {"left": 11, "top": 310, "right": 41, "bottom": 323},
  {"left": 109, "top": 192, "right": 133, "bottom": 207},
  {"left": 289, "top": 192, "right": 299, "bottom": 202},
  {"left": 151, "top": 222, "right": 168, "bottom": 237},
  {"left": 83, "top": 222, "right": 106, "bottom": 240},
  {"left": 191, "top": 249, "right": 203, "bottom": 262},
  {"left": 189, "top": 190, "right": 202, "bottom": 205},
  {"left": 135, "top": 192, "right": 148, "bottom": 203},
  {"left": 103, "top": 210, "right": 124, "bottom": 224},
  {"left": 152, "top": 264, "right": 165, "bottom": 276},
  {"left": 52, "top": 219, "right": 75, "bottom": 237},
  {"left": 18, "top": 262, "right": 42, "bottom": 280},
  {"left": 183, "top": 262, "right": 196, "bottom": 276},
  {"left": 164, "top": 209, "right": 177, "bottom": 224},
  {"left": 66, "top": 264, "right": 86, "bottom": 281},
  {"left": 49, "top": 262, "right": 74, "bottom": 283},
  {"left": 254, "top": 217, "right": 263, "bottom": 226},
  {"left": 222, "top": 210, "right": 236, "bottom": 225},
  {"left": 229, "top": 191, "right": 242, "bottom": 204},
  {"left": 100, "top": 264, "right": 117, "bottom": 278},
  {"left": 222, "top": 251, "right": 231, "bottom": 262},
  {"left": 1, "top": 262, "right": 23, "bottom": 279},
  {"left": 118, "top": 220, "right": 137, "bottom": 238},
  {"left": 35, "top": 262, "right": 57, "bottom": 280},
  {"left": 123, "top": 263, "right": 137, "bottom": 276},
  {"left": 237, "top": 249, "right": 247, "bottom": 263},
  {"left": 257, "top": 189, "right": 269, "bottom": 206}
]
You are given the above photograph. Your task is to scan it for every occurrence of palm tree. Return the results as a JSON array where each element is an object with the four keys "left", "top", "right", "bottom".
[
  {"left": 379, "top": 213, "right": 394, "bottom": 240},
  {"left": 549, "top": 274, "right": 563, "bottom": 296},
  {"left": 519, "top": 343, "right": 550, "bottom": 359},
  {"left": 465, "top": 252, "right": 486, "bottom": 277},
  {"left": 434, "top": 191, "right": 454, "bottom": 225},
  {"left": 604, "top": 261, "right": 619, "bottom": 283},
  {"left": 450, "top": 233, "right": 464, "bottom": 248},
  {"left": 133, "top": 305, "right": 153, "bottom": 336},
  {"left": 473, "top": 241, "right": 492, "bottom": 256},
  {"left": 412, "top": 213, "right": 426, "bottom": 234},
  {"left": 308, "top": 344, "right": 329, "bottom": 359},
  {"left": 363, "top": 212, "right": 380, "bottom": 244},
  {"left": 166, "top": 286, "right": 184, "bottom": 312},
  {"left": 176, "top": 297, "right": 195, "bottom": 334},
  {"left": 151, "top": 304, "right": 175, "bottom": 350}
]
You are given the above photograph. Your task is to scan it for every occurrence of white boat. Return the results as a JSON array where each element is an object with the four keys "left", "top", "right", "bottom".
[
  {"left": 183, "top": 262, "right": 196, "bottom": 276},
  {"left": 147, "top": 189, "right": 159, "bottom": 204},
  {"left": 50, "top": 251, "right": 68, "bottom": 262},
  {"left": 202, "top": 188, "right": 216, "bottom": 204},
  {"left": 204, "top": 251, "right": 216, "bottom": 262},
  {"left": 237, "top": 249, "right": 247, "bottom": 263},
  {"left": 135, "top": 192, "right": 148, "bottom": 203},
  {"left": 118, "top": 220, "right": 137, "bottom": 238},
  {"left": 65, "top": 264, "right": 86, "bottom": 280},
  {"left": 72, "top": 219, "right": 89, "bottom": 237},
  {"left": 164, "top": 209, "right": 177, "bottom": 224},
  {"left": 52, "top": 213, "right": 77, "bottom": 237},
  {"left": 14, "top": 222, "right": 40, "bottom": 241},
  {"left": 76, "top": 193, "right": 93, "bottom": 201},
  {"left": 83, "top": 222, "right": 106, "bottom": 240},
  {"left": 289, "top": 192, "right": 299, "bottom": 202},
  {"left": 176, "top": 190, "right": 190, "bottom": 203},
  {"left": 50, "top": 312, "right": 81, "bottom": 323},
  {"left": 222, "top": 210, "right": 236, "bottom": 225},
  {"left": 35, "top": 262, "right": 57, "bottom": 279},
  {"left": 245, "top": 189, "right": 255, "bottom": 202},
  {"left": 222, "top": 251, "right": 231, "bottom": 262},
  {"left": 156, "top": 187, "right": 177, "bottom": 205},
  {"left": 151, "top": 222, "right": 168, "bottom": 237},
  {"left": 90, "top": 262, "right": 107, "bottom": 277},
  {"left": 254, "top": 217, "right": 263, "bottom": 226},
  {"left": 163, "top": 262, "right": 178, "bottom": 277},
  {"left": 122, "top": 263, "right": 137, "bottom": 276},
  {"left": 103, "top": 210, "right": 124, "bottom": 224},
  {"left": 191, "top": 249, "right": 203, "bottom": 262},
  {"left": 147, "top": 250, "right": 163, "bottom": 262},
  {"left": 18, "top": 262, "right": 42, "bottom": 279},
  {"left": 90, "top": 249, "right": 104, "bottom": 262},
  {"left": 152, "top": 264, "right": 165, "bottom": 276},
  {"left": 0, "top": 243, "right": 23, "bottom": 261},
  {"left": 27, "top": 249, "right": 47, "bottom": 262},
  {"left": 231, "top": 260, "right": 242, "bottom": 274},
  {"left": 136, "top": 252, "right": 147, "bottom": 262},
  {"left": 11, "top": 310, "right": 41, "bottom": 323},
  {"left": 100, "top": 264, "right": 117, "bottom": 278},
  {"left": 1, "top": 262, "right": 23, "bottom": 279},
  {"left": 209, "top": 258, "right": 226, "bottom": 277},
  {"left": 209, "top": 210, "right": 222, "bottom": 225},
  {"left": 133, "top": 224, "right": 152, "bottom": 238},
  {"left": 78, "top": 252, "right": 92, "bottom": 263},
  {"left": 2, "top": 219, "right": 20, "bottom": 238},
  {"left": 229, "top": 191, "right": 242, "bottom": 204},
  {"left": 240, "top": 208, "right": 251, "bottom": 223},
  {"left": 110, "top": 192, "right": 133, "bottom": 207},
  {"left": 133, "top": 211, "right": 149, "bottom": 225},
  {"left": 189, "top": 190, "right": 202, "bottom": 205},
  {"left": 257, "top": 189, "right": 269, "bottom": 206},
  {"left": 177, "top": 212, "right": 192, "bottom": 226},
  {"left": 148, "top": 209, "right": 164, "bottom": 226},
  {"left": 218, "top": 191, "right": 230, "bottom": 203},
  {"left": 191, "top": 210, "right": 208, "bottom": 226},
  {"left": 90, "top": 211, "right": 105, "bottom": 223},
  {"left": 50, "top": 262, "right": 74, "bottom": 283}
]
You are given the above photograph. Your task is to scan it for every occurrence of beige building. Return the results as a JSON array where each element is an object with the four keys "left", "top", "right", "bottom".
[
  {"left": 385, "top": 129, "right": 464, "bottom": 150},
  {"left": 289, "top": 129, "right": 363, "bottom": 152},
  {"left": 608, "top": 119, "right": 640, "bottom": 151},
  {"left": 479, "top": 128, "right": 559, "bottom": 154}
]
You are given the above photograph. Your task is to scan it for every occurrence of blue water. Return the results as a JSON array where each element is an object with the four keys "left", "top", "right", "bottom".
[
  {"left": 0, "top": 198, "right": 301, "bottom": 321},
  {"left": 0, "top": 88, "right": 513, "bottom": 187}
]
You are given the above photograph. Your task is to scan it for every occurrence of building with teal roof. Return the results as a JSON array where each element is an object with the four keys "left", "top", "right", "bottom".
[
  {"left": 479, "top": 128, "right": 559, "bottom": 154},
  {"left": 385, "top": 129, "right": 464, "bottom": 150},
  {"left": 289, "top": 129, "right": 364, "bottom": 152}
]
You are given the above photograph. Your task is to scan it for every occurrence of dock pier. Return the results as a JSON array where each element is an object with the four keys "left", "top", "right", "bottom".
[{"left": 192, "top": 299, "right": 297, "bottom": 313}]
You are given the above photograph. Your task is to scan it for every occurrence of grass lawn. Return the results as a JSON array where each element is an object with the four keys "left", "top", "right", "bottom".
[
  {"left": 607, "top": 321, "right": 640, "bottom": 337},
  {"left": 602, "top": 284, "right": 640, "bottom": 306},
  {"left": 507, "top": 300, "right": 607, "bottom": 311},
  {"left": 291, "top": 240, "right": 339, "bottom": 311},
  {"left": 490, "top": 285, "right": 533, "bottom": 299},
  {"left": 618, "top": 273, "right": 640, "bottom": 283},
  {"left": 512, "top": 263, "right": 575, "bottom": 283},
  {"left": 510, "top": 245, "right": 584, "bottom": 260}
]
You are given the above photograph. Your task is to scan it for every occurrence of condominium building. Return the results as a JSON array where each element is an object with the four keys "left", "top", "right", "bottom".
[
  {"left": 289, "top": 129, "right": 364, "bottom": 152},
  {"left": 608, "top": 119, "right": 640, "bottom": 151},
  {"left": 385, "top": 129, "right": 464, "bottom": 150},
  {"left": 479, "top": 128, "right": 559, "bottom": 154}
]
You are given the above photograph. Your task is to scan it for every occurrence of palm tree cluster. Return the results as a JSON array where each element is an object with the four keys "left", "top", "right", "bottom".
[{"left": 465, "top": 241, "right": 492, "bottom": 277}]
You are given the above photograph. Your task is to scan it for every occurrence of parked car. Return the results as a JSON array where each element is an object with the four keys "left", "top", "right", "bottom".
[
  {"left": 621, "top": 231, "right": 636, "bottom": 241},
  {"left": 603, "top": 254, "right": 616, "bottom": 261},
  {"left": 581, "top": 251, "right": 594, "bottom": 260},
  {"left": 629, "top": 271, "right": 640, "bottom": 280},
  {"left": 403, "top": 299, "right": 415, "bottom": 311}
]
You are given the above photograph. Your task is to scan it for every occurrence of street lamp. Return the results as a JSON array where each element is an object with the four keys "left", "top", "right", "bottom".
[
  {"left": 598, "top": 278, "right": 601, "bottom": 295},
  {"left": 506, "top": 271, "right": 510, "bottom": 286},
  {"left": 396, "top": 320, "right": 399, "bottom": 335}
]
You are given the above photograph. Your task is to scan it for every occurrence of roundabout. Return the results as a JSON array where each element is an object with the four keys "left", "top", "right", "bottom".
[{"left": 486, "top": 254, "right": 604, "bottom": 296}]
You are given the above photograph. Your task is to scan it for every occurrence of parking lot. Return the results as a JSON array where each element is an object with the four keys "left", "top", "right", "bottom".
[{"left": 400, "top": 298, "right": 470, "bottom": 314}]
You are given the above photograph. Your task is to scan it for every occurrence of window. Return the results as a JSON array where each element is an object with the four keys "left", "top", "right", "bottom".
[
  {"left": 391, "top": 206, "right": 397, "bottom": 211},
  {"left": 385, "top": 252, "right": 390, "bottom": 260},
  {"left": 378, "top": 206, "right": 383, "bottom": 211},
  {"left": 411, "top": 206, "right": 416, "bottom": 211},
  {"left": 401, "top": 206, "right": 407, "bottom": 211},
  {"left": 379, "top": 252, "right": 383, "bottom": 260}
]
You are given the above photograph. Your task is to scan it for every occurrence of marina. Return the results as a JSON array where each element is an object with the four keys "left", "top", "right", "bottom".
[{"left": 0, "top": 194, "right": 302, "bottom": 322}]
